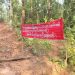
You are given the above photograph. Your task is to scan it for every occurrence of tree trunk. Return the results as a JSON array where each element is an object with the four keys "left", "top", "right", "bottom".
[
  {"left": 8, "top": 0, "right": 13, "bottom": 29},
  {"left": 36, "top": 0, "right": 40, "bottom": 24},
  {"left": 21, "top": 0, "right": 25, "bottom": 24},
  {"left": 47, "top": 0, "right": 51, "bottom": 18},
  {"left": 65, "top": 49, "right": 68, "bottom": 67},
  {"left": 36, "top": 12, "right": 39, "bottom": 24},
  {"left": 30, "top": 0, "right": 33, "bottom": 18},
  {"left": 30, "top": 0, "right": 33, "bottom": 13}
]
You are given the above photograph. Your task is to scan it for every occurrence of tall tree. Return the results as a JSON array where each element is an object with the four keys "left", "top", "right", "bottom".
[
  {"left": 9, "top": 0, "right": 13, "bottom": 24},
  {"left": 21, "top": 0, "right": 25, "bottom": 24},
  {"left": 47, "top": 0, "right": 51, "bottom": 18},
  {"left": 0, "top": 0, "right": 5, "bottom": 21}
]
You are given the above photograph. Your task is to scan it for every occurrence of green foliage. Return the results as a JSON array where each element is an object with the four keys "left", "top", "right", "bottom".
[{"left": 23, "top": 38, "right": 52, "bottom": 56}]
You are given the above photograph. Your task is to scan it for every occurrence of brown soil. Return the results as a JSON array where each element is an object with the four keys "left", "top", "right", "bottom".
[{"left": 0, "top": 23, "right": 69, "bottom": 75}]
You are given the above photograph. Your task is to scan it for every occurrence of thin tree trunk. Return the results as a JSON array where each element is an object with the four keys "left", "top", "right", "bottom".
[
  {"left": 36, "top": 12, "right": 39, "bottom": 24},
  {"left": 30, "top": 0, "right": 33, "bottom": 18},
  {"left": 21, "top": 0, "right": 25, "bottom": 52},
  {"left": 21, "top": 0, "right": 25, "bottom": 24},
  {"left": 36, "top": 0, "right": 40, "bottom": 24},
  {"left": 30, "top": 0, "right": 33, "bottom": 13},
  {"left": 47, "top": 0, "right": 51, "bottom": 18},
  {"left": 9, "top": 0, "right": 13, "bottom": 29},
  {"left": 65, "top": 49, "right": 68, "bottom": 67}
]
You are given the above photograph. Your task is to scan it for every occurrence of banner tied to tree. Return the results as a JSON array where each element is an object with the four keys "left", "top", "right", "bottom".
[{"left": 21, "top": 18, "right": 64, "bottom": 40}]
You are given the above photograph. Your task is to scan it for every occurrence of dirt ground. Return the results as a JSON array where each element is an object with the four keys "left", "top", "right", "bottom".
[{"left": 0, "top": 23, "right": 69, "bottom": 75}]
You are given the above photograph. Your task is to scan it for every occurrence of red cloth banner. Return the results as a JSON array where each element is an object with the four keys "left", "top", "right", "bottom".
[{"left": 21, "top": 18, "right": 64, "bottom": 40}]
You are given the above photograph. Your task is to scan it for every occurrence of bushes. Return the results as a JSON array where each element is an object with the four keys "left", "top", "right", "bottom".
[{"left": 23, "top": 38, "right": 52, "bottom": 56}]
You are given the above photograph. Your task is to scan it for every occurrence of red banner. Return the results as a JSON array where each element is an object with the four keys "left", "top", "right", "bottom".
[{"left": 21, "top": 18, "right": 64, "bottom": 40}]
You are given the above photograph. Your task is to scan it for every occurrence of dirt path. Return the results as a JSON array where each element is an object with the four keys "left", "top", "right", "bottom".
[{"left": 0, "top": 23, "right": 69, "bottom": 75}]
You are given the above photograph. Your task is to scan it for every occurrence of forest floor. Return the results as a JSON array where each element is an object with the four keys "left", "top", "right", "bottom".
[{"left": 0, "top": 23, "right": 69, "bottom": 75}]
